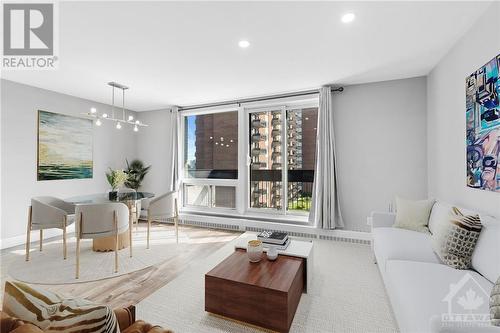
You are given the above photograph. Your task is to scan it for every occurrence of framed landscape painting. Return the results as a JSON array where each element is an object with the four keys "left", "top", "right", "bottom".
[
  {"left": 37, "top": 110, "right": 93, "bottom": 180},
  {"left": 466, "top": 53, "right": 500, "bottom": 193}
]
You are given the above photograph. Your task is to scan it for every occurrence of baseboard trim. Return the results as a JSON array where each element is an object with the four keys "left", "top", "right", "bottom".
[
  {"left": 0, "top": 225, "right": 76, "bottom": 250},
  {"left": 172, "top": 213, "right": 371, "bottom": 244}
]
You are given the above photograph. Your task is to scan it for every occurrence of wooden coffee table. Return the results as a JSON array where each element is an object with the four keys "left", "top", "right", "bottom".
[{"left": 205, "top": 249, "right": 305, "bottom": 333}]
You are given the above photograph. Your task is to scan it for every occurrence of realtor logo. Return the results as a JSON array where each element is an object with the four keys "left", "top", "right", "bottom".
[
  {"left": 2, "top": 2, "right": 58, "bottom": 69},
  {"left": 441, "top": 273, "right": 491, "bottom": 327}
]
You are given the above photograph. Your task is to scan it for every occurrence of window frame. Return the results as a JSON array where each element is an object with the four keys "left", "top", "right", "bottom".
[{"left": 178, "top": 98, "right": 318, "bottom": 221}]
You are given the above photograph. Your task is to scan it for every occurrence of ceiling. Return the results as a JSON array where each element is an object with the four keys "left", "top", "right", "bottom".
[{"left": 1, "top": 1, "right": 491, "bottom": 111}]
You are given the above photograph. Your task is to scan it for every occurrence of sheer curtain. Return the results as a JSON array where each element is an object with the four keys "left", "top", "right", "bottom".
[
  {"left": 168, "top": 106, "right": 180, "bottom": 191},
  {"left": 309, "top": 87, "right": 344, "bottom": 229}
]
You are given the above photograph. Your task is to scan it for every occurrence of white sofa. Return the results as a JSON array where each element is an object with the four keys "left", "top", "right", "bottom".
[{"left": 371, "top": 200, "right": 500, "bottom": 333}]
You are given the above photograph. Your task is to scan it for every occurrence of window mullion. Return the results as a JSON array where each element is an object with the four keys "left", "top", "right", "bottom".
[{"left": 282, "top": 106, "right": 288, "bottom": 215}]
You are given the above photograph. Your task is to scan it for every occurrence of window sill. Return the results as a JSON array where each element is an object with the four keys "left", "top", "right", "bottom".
[{"left": 180, "top": 208, "right": 310, "bottom": 226}]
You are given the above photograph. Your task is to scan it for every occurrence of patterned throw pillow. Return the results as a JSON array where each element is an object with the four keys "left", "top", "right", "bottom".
[
  {"left": 2, "top": 281, "right": 119, "bottom": 332},
  {"left": 492, "top": 276, "right": 500, "bottom": 326},
  {"left": 431, "top": 207, "right": 482, "bottom": 269}
]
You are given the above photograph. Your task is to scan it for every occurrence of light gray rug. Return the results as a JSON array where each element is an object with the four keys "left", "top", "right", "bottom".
[
  {"left": 6, "top": 224, "right": 212, "bottom": 284},
  {"left": 137, "top": 233, "right": 399, "bottom": 333}
]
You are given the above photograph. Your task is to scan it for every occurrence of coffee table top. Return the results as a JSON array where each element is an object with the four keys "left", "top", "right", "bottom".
[
  {"left": 206, "top": 249, "right": 304, "bottom": 293},
  {"left": 234, "top": 233, "right": 313, "bottom": 259}
]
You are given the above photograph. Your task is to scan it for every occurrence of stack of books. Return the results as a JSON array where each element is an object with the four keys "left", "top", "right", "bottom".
[{"left": 257, "top": 230, "right": 290, "bottom": 250}]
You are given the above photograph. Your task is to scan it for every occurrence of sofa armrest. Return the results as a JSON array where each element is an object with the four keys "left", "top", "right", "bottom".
[
  {"left": 114, "top": 305, "right": 136, "bottom": 331},
  {"left": 430, "top": 315, "right": 500, "bottom": 333},
  {"left": 369, "top": 211, "right": 396, "bottom": 229}
]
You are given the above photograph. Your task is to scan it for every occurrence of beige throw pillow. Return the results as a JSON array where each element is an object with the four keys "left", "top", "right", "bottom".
[
  {"left": 393, "top": 197, "right": 435, "bottom": 233},
  {"left": 431, "top": 207, "right": 482, "bottom": 269}
]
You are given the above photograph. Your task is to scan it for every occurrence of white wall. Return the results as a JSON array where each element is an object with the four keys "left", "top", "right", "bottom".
[
  {"left": 135, "top": 109, "right": 173, "bottom": 196},
  {"left": 334, "top": 77, "right": 428, "bottom": 231},
  {"left": 427, "top": 2, "right": 500, "bottom": 218},
  {"left": 0, "top": 79, "right": 138, "bottom": 245}
]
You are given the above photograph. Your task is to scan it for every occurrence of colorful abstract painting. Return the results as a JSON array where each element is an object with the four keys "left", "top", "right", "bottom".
[
  {"left": 37, "top": 110, "right": 93, "bottom": 180},
  {"left": 466, "top": 53, "right": 500, "bottom": 193}
]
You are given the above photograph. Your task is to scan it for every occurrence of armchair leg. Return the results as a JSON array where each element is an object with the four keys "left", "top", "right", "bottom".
[
  {"left": 174, "top": 198, "right": 179, "bottom": 244},
  {"left": 76, "top": 216, "right": 82, "bottom": 279},
  {"left": 26, "top": 206, "right": 32, "bottom": 261},
  {"left": 63, "top": 217, "right": 67, "bottom": 260},
  {"left": 114, "top": 211, "right": 118, "bottom": 273},
  {"left": 76, "top": 235, "right": 80, "bottom": 279},
  {"left": 39, "top": 230, "right": 43, "bottom": 251},
  {"left": 147, "top": 215, "right": 151, "bottom": 249}
]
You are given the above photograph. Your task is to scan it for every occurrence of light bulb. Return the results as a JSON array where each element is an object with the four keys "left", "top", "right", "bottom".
[
  {"left": 128, "top": 115, "right": 134, "bottom": 121},
  {"left": 134, "top": 125, "right": 139, "bottom": 132},
  {"left": 90, "top": 107, "right": 97, "bottom": 114},
  {"left": 341, "top": 13, "right": 355, "bottom": 23},
  {"left": 96, "top": 119, "right": 102, "bottom": 126},
  {"left": 102, "top": 113, "right": 108, "bottom": 118},
  {"left": 135, "top": 120, "right": 140, "bottom": 124},
  {"left": 116, "top": 122, "right": 121, "bottom": 129}
]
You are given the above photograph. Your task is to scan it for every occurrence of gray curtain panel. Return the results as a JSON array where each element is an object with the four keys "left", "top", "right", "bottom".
[
  {"left": 169, "top": 106, "right": 180, "bottom": 191},
  {"left": 309, "top": 87, "right": 344, "bottom": 229}
]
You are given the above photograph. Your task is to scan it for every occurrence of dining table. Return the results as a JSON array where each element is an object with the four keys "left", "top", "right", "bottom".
[{"left": 66, "top": 192, "right": 155, "bottom": 252}]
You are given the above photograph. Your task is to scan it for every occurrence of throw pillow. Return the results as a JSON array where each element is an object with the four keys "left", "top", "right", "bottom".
[
  {"left": 393, "top": 197, "right": 435, "bottom": 233},
  {"left": 492, "top": 276, "right": 500, "bottom": 326},
  {"left": 2, "top": 281, "right": 119, "bottom": 332},
  {"left": 431, "top": 207, "right": 482, "bottom": 269}
]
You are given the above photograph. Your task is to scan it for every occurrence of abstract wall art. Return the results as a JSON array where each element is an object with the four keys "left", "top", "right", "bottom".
[
  {"left": 37, "top": 110, "right": 93, "bottom": 180},
  {"left": 466, "top": 53, "right": 500, "bottom": 193}
]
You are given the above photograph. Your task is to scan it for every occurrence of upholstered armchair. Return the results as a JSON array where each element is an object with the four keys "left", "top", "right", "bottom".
[
  {"left": 75, "top": 203, "right": 130, "bottom": 279},
  {"left": 27, "top": 197, "right": 75, "bottom": 261},
  {"left": 146, "top": 191, "right": 179, "bottom": 248}
]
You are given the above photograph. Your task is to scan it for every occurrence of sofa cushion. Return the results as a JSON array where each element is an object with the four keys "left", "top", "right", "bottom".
[
  {"left": 385, "top": 260, "right": 493, "bottom": 333},
  {"left": 393, "top": 197, "right": 435, "bottom": 233},
  {"left": 472, "top": 215, "right": 500, "bottom": 283},
  {"left": 373, "top": 227, "right": 441, "bottom": 272},
  {"left": 2, "top": 281, "right": 119, "bottom": 332}
]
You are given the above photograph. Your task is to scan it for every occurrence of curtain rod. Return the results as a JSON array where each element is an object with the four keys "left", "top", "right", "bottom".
[{"left": 178, "top": 87, "right": 344, "bottom": 111}]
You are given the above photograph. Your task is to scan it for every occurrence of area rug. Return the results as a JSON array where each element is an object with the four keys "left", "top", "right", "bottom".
[
  {"left": 6, "top": 224, "right": 237, "bottom": 284},
  {"left": 137, "top": 233, "right": 399, "bottom": 333}
]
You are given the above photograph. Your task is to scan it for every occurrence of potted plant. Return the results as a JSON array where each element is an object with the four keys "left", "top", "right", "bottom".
[
  {"left": 105, "top": 168, "right": 128, "bottom": 200},
  {"left": 124, "top": 159, "right": 151, "bottom": 190}
]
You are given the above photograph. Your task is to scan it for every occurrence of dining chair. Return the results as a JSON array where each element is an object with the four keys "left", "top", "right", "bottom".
[
  {"left": 118, "top": 188, "right": 140, "bottom": 231},
  {"left": 75, "top": 203, "right": 130, "bottom": 279},
  {"left": 27, "top": 197, "right": 75, "bottom": 261},
  {"left": 146, "top": 191, "right": 179, "bottom": 248}
]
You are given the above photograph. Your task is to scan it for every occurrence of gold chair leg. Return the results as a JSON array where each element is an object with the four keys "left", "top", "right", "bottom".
[
  {"left": 174, "top": 198, "right": 179, "bottom": 244},
  {"left": 114, "top": 211, "right": 118, "bottom": 273},
  {"left": 129, "top": 217, "right": 133, "bottom": 258},
  {"left": 76, "top": 236, "right": 80, "bottom": 279},
  {"left": 63, "top": 216, "right": 67, "bottom": 260},
  {"left": 39, "top": 230, "right": 43, "bottom": 251},
  {"left": 26, "top": 206, "right": 32, "bottom": 261},
  {"left": 147, "top": 215, "right": 151, "bottom": 249},
  {"left": 76, "top": 215, "right": 82, "bottom": 279}
]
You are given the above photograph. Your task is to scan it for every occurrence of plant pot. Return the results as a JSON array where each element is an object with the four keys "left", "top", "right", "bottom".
[{"left": 108, "top": 191, "right": 118, "bottom": 201}]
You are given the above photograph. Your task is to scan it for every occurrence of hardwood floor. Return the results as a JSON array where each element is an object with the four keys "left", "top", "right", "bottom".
[{"left": 0, "top": 223, "right": 242, "bottom": 309}]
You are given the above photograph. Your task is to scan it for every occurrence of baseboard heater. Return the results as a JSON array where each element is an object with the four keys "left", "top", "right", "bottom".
[{"left": 153, "top": 217, "right": 370, "bottom": 245}]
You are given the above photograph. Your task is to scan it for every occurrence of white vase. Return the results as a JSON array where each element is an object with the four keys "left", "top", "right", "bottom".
[{"left": 267, "top": 245, "right": 278, "bottom": 261}]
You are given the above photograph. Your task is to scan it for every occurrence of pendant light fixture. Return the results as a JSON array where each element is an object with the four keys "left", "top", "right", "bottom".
[{"left": 83, "top": 82, "right": 148, "bottom": 132}]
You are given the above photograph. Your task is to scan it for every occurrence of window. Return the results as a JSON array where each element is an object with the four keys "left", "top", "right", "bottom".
[
  {"left": 184, "top": 111, "right": 238, "bottom": 179},
  {"left": 180, "top": 100, "right": 318, "bottom": 218},
  {"left": 248, "top": 106, "right": 318, "bottom": 214}
]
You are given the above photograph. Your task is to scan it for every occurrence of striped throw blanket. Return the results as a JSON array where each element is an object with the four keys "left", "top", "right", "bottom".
[{"left": 2, "top": 281, "right": 119, "bottom": 332}]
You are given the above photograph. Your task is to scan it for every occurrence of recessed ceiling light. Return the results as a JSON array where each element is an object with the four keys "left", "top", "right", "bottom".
[
  {"left": 238, "top": 40, "right": 250, "bottom": 48},
  {"left": 341, "top": 12, "right": 355, "bottom": 23}
]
